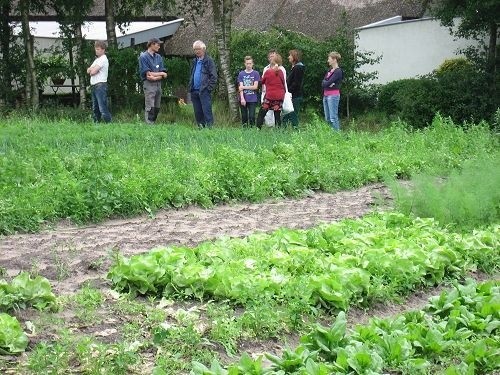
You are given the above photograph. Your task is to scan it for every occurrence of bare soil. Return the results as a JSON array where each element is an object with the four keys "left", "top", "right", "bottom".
[
  {"left": 0, "top": 183, "right": 390, "bottom": 295},
  {"left": 0, "top": 183, "right": 491, "bottom": 372}
]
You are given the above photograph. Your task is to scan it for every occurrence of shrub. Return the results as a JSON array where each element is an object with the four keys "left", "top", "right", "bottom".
[
  {"left": 378, "top": 78, "right": 439, "bottom": 127},
  {"left": 106, "top": 47, "right": 142, "bottom": 110},
  {"left": 378, "top": 58, "right": 499, "bottom": 128},
  {"left": 433, "top": 62, "right": 497, "bottom": 124}
]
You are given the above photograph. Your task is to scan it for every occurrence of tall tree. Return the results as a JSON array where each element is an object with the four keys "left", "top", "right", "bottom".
[
  {"left": 428, "top": 0, "right": 499, "bottom": 77},
  {"left": 210, "top": 0, "right": 238, "bottom": 121},
  {"left": 19, "top": 0, "right": 37, "bottom": 109},
  {"left": 106, "top": 0, "right": 177, "bottom": 48},
  {"left": 104, "top": 0, "right": 118, "bottom": 49},
  {"left": 51, "top": 0, "right": 94, "bottom": 109},
  {"left": 329, "top": 10, "right": 380, "bottom": 119},
  {"left": 0, "top": 0, "right": 13, "bottom": 107}
]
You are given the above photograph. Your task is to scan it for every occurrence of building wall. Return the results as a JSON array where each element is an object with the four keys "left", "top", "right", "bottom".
[{"left": 356, "top": 17, "right": 479, "bottom": 84}]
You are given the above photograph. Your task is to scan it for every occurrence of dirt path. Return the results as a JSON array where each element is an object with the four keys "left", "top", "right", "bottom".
[{"left": 0, "top": 184, "right": 389, "bottom": 294}]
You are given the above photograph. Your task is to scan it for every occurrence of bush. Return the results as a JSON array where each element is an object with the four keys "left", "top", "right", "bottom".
[
  {"left": 378, "top": 58, "right": 499, "bottom": 128},
  {"left": 163, "top": 56, "right": 191, "bottom": 100},
  {"left": 433, "top": 62, "right": 497, "bottom": 124},
  {"left": 106, "top": 47, "right": 142, "bottom": 110},
  {"left": 378, "top": 78, "right": 438, "bottom": 127}
]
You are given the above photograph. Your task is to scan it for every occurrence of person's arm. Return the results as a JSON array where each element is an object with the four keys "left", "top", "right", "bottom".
[
  {"left": 146, "top": 71, "right": 167, "bottom": 80},
  {"left": 206, "top": 57, "right": 218, "bottom": 92},
  {"left": 87, "top": 63, "right": 101, "bottom": 76},
  {"left": 322, "top": 69, "right": 341, "bottom": 88},
  {"left": 139, "top": 53, "right": 150, "bottom": 80},
  {"left": 87, "top": 57, "right": 101, "bottom": 76},
  {"left": 239, "top": 82, "right": 246, "bottom": 105},
  {"left": 146, "top": 56, "right": 167, "bottom": 80}
]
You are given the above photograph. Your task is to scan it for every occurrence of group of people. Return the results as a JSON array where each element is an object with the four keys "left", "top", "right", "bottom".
[{"left": 87, "top": 38, "right": 344, "bottom": 131}]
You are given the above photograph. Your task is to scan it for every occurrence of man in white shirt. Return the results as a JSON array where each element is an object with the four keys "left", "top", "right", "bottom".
[{"left": 87, "top": 40, "right": 111, "bottom": 123}]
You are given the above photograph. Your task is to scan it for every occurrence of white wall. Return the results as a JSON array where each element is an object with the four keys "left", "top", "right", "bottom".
[{"left": 356, "top": 17, "right": 479, "bottom": 84}]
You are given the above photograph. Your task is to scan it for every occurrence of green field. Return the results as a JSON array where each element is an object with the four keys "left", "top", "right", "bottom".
[{"left": 1, "top": 115, "right": 499, "bottom": 374}]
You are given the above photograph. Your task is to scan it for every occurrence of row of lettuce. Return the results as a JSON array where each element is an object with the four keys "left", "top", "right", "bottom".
[
  {"left": 189, "top": 279, "right": 499, "bottom": 374},
  {"left": 1, "top": 115, "right": 498, "bottom": 234},
  {"left": 108, "top": 213, "right": 498, "bottom": 309},
  {"left": 1, "top": 212, "right": 498, "bottom": 374}
]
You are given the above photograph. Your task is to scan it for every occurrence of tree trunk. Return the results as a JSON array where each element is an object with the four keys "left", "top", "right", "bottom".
[
  {"left": 211, "top": 0, "right": 239, "bottom": 122},
  {"left": 20, "top": 0, "right": 39, "bottom": 110},
  {"left": 74, "top": 24, "right": 87, "bottom": 109},
  {"left": 104, "top": 0, "right": 117, "bottom": 48},
  {"left": 0, "top": 1, "right": 13, "bottom": 107},
  {"left": 487, "top": 23, "right": 497, "bottom": 81}
]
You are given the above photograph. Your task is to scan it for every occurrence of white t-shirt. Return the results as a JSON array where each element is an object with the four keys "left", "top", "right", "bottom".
[{"left": 90, "top": 55, "right": 109, "bottom": 85}]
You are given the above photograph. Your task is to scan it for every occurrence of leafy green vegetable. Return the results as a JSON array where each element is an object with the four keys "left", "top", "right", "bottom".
[{"left": 0, "top": 313, "right": 29, "bottom": 354}]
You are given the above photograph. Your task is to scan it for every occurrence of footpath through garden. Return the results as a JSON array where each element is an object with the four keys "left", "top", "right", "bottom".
[{"left": 0, "top": 184, "right": 389, "bottom": 295}]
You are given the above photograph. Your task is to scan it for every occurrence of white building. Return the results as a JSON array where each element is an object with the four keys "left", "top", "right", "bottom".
[
  {"left": 356, "top": 16, "right": 480, "bottom": 84},
  {"left": 14, "top": 19, "right": 183, "bottom": 95}
]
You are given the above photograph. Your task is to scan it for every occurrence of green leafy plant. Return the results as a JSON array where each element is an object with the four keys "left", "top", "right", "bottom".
[
  {"left": 0, "top": 313, "right": 29, "bottom": 354},
  {"left": 0, "top": 272, "right": 57, "bottom": 312}
]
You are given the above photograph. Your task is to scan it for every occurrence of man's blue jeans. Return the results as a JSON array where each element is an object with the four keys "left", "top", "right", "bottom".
[
  {"left": 323, "top": 94, "right": 340, "bottom": 130},
  {"left": 191, "top": 89, "right": 214, "bottom": 128},
  {"left": 91, "top": 82, "right": 111, "bottom": 123}
]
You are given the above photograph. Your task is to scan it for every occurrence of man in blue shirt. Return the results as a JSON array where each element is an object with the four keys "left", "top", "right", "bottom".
[
  {"left": 139, "top": 38, "right": 168, "bottom": 124},
  {"left": 188, "top": 40, "right": 217, "bottom": 128}
]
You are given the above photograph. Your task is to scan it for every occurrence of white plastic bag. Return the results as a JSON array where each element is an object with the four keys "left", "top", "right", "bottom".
[
  {"left": 264, "top": 110, "right": 275, "bottom": 126},
  {"left": 282, "top": 92, "right": 294, "bottom": 114}
]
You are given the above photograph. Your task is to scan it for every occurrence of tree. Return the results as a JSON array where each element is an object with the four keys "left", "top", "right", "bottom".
[
  {"left": 104, "top": 0, "right": 177, "bottom": 48},
  {"left": 17, "top": 0, "right": 47, "bottom": 110},
  {"left": 104, "top": 0, "right": 118, "bottom": 49},
  {"left": 0, "top": 0, "right": 14, "bottom": 107},
  {"left": 327, "top": 10, "right": 381, "bottom": 119},
  {"left": 51, "top": 0, "right": 94, "bottom": 109},
  {"left": 428, "top": 0, "right": 499, "bottom": 78}
]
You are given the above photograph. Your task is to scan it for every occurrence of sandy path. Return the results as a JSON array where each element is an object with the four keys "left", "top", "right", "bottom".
[{"left": 0, "top": 184, "right": 389, "bottom": 294}]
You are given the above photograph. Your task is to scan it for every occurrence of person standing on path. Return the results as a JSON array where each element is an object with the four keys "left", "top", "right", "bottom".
[
  {"left": 188, "top": 40, "right": 218, "bottom": 128},
  {"left": 87, "top": 40, "right": 111, "bottom": 123},
  {"left": 139, "top": 38, "right": 168, "bottom": 124},
  {"left": 322, "top": 51, "right": 343, "bottom": 131}
]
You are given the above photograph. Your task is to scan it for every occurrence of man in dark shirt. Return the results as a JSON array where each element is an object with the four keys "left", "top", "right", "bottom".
[{"left": 139, "top": 38, "right": 168, "bottom": 124}]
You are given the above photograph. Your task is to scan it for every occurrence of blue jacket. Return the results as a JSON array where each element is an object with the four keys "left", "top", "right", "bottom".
[{"left": 189, "top": 55, "right": 217, "bottom": 92}]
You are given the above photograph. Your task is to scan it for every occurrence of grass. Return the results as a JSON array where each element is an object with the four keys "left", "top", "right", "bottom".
[
  {"left": 1, "top": 114, "right": 497, "bottom": 234},
  {"left": 388, "top": 153, "right": 500, "bottom": 231}
]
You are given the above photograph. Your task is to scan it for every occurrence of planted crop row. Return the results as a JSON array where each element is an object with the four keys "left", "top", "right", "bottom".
[
  {"left": 108, "top": 212, "right": 499, "bottom": 310},
  {"left": 190, "top": 279, "right": 499, "bottom": 374},
  {"left": 1, "top": 116, "right": 498, "bottom": 234}
]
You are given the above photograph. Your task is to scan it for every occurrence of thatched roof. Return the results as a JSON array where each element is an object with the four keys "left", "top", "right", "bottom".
[{"left": 164, "top": 0, "right": 428, "bottom": 55}]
